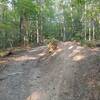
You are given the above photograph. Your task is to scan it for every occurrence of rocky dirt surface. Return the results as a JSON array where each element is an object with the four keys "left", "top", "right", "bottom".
[{"left": 0, "top": 42, "right": 100, "bottom": 100}]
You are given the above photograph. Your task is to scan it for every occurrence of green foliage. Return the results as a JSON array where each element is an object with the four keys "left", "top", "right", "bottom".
[
  {"left": 47, "top": 38, "right": 58, "bottom": 44},
  {"left": 16, "top": 0, "right": 39, "bottom": 17},
  {"left": 0, "top": 0, "right": 100, "bottom": 49},
  {"left": 44, "top": 38, "right": 58, "bottom": 45},
  {"left": 71, "top": 33, "right": 83, "bottom": 42}
]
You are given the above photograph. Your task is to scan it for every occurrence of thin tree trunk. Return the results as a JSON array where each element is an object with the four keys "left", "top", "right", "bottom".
[
  {"left": 63, "top": 13, "right": 66, "bottom": 41},
  {"left": 88, "top": 21, "right": 91, "bottom": 41},
  {"left": 85, "top": 21, "right": 87, "bottom": 40},
  {"left": 36, "top": 20, "right": 39, "bottom": 44},
  {"left": 20, "top": 15, "right": 26, "bottom": 46},
  {"left": 91, "top": 2, "right": 95, "bottom": 41},
  {"left": 69, "top": 0, "right": 74, "bottom": 38},
  {"left": 36, "top": 0, "right": 44, "bottom": 45},
  {"left": 62, "top": 7, "right": 66, "bottom": 41},
  {"left": 84, "top": 0, "right": 87, "bottom": 40},
  {"left": 92, "top": 22, "right": 95, "bottom": 41},
  {"left": 63, "top": 24, "right": 66, "bottom": 41}
]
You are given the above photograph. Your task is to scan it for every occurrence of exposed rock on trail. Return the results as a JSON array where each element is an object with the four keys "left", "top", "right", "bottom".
[{"left": 0, "top": 42, "right": 100, "bottom": 100}]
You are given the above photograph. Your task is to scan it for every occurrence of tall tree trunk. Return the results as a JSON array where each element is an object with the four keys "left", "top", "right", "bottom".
[
  {"left": 84, "top": 0, "right": 87, "bottom": 40},
  {"left": 19, "top": 15, "right": 24, "bottom": 43},
  {"left": 85, "top": 22, "right": 87, "bottom": 40},
  {"left": 36, "top": 20, "right": 39, "bottom": 44},
  {"left": 69, "top": 0, "right": 74, "bottom": 35},
  {"left": 19, "top": 15, "right": 29, "bottom": 46},
  {"left": 36, "top": 0, "right": 44, "bottom": 45},
  {"left": 62, "top": 6, "right": 66, "bottom": 41},
  {"left": 88, "top": 21, "right": 91, "bottom": 41},
  {"left": 92, "top": 22, "right": 95, "bottom": 41},
  {"left": 63, "top": 23, "right": 66, "bottom": 41}
]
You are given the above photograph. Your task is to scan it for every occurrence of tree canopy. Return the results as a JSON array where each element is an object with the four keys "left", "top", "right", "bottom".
[{"left": 0, "top": 0, "right": 100, "bottom": 49}]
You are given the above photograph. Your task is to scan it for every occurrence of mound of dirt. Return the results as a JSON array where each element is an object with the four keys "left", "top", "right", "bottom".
[{"left": 0, "top": 42, "right": 99, "bottom": 100}]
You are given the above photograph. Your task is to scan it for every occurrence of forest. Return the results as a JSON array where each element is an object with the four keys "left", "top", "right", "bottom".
[
  {"left": 0, "top": 0, "right": 100, "bottom": 49},
  {"left": 0, "top": 0, "right": 100, "bottom": 100}
]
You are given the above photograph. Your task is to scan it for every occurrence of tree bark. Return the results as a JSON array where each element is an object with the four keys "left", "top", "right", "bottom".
[
  {"left": 92, "top": 22, "right": 95, "bottom": 41},
  {"left": 36, "top": 20, "right": 39, "bottom": 44},
  {"left": 88, "top": 21, "right": 91, "bottom": 41}
]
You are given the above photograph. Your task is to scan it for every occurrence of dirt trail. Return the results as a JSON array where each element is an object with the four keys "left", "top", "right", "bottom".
[{"left": 0, "top": 42, "right": 100, "bottom": 100}]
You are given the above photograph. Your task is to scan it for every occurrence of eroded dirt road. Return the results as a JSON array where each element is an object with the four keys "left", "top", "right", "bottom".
[{"left": 0, "top": 42, "right": 100, "bottom": 100}]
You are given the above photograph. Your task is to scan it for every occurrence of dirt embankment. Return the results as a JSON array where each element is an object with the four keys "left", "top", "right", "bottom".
[{"left": 0, "top": 42, "right": 100, "bottom": 100}]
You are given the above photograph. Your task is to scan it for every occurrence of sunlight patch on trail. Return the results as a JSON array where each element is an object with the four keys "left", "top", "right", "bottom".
[
  {"left": 69, "top": 49, "right": 81, "bottom": 57},
  {"left": 51, "top": 48, "right": 62, "bottom": 57},
  {"left": 72, "top": 54, "right": 85, "bottom": 61},
  {"left": 68, "top": 46, "right": 85, "bottom": 61},
  {"left": 13, "top": 55, "right": 38, "bottom": 62},
  {"left": 27, "top": 91, "right": 47, "bottom": 100},
  {"left": 0, "top": 60, "right": 7, "bottom": 64},
  {"left": 38, "top": 52, "right": 46, "bottom": 57},
  {"left": 68, "top": 46, "right": 74, "bottom": 50},
  {"left": 69, "top": 46, "right": 84, "bottom": 57}
]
